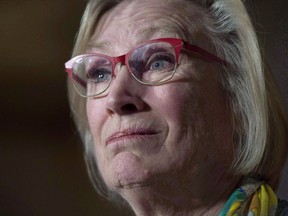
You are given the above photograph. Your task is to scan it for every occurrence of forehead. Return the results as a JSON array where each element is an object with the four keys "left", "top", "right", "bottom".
[{"left": 88, "top": 0, "right": 206, "bottom": 52}]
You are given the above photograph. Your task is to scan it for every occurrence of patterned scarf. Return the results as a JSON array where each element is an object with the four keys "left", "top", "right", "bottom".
[{"left": 219, "top": 178, "right": 278, "bottom": 216}]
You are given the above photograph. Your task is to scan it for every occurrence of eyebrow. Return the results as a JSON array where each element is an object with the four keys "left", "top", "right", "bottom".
[
  {"left": 87, "top": 25, "right": 182, "bottom": 51},
  {"left": 87, "top": 41, "right": 111, "bottom": 50}
]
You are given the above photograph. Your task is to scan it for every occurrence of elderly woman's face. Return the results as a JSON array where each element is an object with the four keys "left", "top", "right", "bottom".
[{"left": 86, "top": 0, "right": 233, "bottom": 191}]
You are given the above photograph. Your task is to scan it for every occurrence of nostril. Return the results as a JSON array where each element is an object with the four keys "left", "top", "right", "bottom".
[{"left": 120, "top": 103, "right": 138, "bottom": 113}]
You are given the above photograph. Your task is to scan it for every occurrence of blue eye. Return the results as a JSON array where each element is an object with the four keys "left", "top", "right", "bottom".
[
  {"left": 150, "top": 60, "right": 167, "bottom": 70},
  {"left": 128, "top": 43, "right": 176, "bottom": 83},
  {"left": 148, "top": 54, "right": 175, "bottom": 71},
  {"left": 88, "top": 68, "right": 111, "bottom": 83}
]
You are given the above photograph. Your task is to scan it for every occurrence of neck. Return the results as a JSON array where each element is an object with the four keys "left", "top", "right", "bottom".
[{"left": 116, "top": 172, "right": 239, "bottom": 216}]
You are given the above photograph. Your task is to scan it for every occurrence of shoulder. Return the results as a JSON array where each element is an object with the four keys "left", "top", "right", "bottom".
[{"left": 276, "top": 199, "right": 288, "bottom": 216}]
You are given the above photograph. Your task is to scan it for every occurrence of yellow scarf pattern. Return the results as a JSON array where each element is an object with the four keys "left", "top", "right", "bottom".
[{"left": 220, "top": 178, "right": 278, "bottom": 216}]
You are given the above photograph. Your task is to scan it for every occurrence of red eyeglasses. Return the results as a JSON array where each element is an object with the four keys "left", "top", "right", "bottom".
[{"left": 65, "top": 38, "right": 228, "bottom": 98}]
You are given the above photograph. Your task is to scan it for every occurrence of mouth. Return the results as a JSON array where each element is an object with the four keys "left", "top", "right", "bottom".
[{"left": 105, "top": 128, "right": 159, "bottom": 146}]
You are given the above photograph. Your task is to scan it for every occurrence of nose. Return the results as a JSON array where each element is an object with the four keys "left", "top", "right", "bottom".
[{"left": 105, "top": 64, "right": 146, "bottom": 116}]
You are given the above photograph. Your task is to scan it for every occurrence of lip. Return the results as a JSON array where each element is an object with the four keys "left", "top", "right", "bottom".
[{"left": 105, "top": 128, "right": 159, "bottom": 146}]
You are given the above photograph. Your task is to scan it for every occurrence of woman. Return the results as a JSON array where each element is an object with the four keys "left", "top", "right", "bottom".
[{"left": 65, "top": 0, "right": 288, "bottom": 215}]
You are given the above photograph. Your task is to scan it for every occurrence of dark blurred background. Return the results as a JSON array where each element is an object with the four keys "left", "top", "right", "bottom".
[{"left": 0, "top": 1, "right": 287, "bottom": 216}]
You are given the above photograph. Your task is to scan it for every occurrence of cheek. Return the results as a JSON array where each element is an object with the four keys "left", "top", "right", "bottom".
[
  {"left": 149, "top": 83, "right": 200, "bottom": 154},
  {"left": 86, "top": 99, "right": 108, "bottom": 163},
  {"left": 151, "top": 84, "right": 198, "bottom": 123},
  {"left": 86, "top": 99, "right": 114, "bottom": 182},
  {"left": 154, "top": 75, "right": 232, "bottom": 161},
  {"left": 86, "top": 99, "right": 106, "bottom": 134}
]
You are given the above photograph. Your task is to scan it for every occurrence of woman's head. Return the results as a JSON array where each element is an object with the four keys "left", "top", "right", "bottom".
[{"left": 67, "top": 0, "right": 288, "bottom": 202}]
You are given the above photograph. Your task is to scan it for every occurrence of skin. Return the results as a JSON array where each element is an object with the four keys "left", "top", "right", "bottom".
[{"left": 86, "top": 0, "right": 238, "bottom": 215}]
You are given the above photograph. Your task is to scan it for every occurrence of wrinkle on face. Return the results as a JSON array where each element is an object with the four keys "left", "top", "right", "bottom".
[
  {"left": 87, "top": 0, "right": 212, "bottom": 56},
  {"left": 86, "top": 0, "right": 235, "bottom": 209}
]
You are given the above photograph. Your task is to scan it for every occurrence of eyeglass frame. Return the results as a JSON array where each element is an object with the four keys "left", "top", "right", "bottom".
[{"left": 65, "top": 37, "right": 228, "bottom": 98}]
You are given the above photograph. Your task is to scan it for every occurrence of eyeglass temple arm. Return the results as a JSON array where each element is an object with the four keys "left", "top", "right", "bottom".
[
  {"left": 65, "top": 68, "right": 87, "bottom": 89},
  {"left": 183, "top": 42, "right": 229, "bottom": 67}
]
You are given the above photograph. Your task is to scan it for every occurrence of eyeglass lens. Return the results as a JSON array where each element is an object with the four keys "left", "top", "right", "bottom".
[{"left": 71, "top": 41, "right": 177, "bottom": 97}]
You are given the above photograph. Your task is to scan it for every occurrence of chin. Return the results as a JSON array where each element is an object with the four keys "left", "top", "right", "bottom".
[{"left": 106, "top": 151, "right": 153, "bottom": 189}]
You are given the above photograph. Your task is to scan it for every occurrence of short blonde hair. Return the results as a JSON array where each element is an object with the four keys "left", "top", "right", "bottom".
[{"left": 68, "top": 0, "right": 288, "bottom": 201}]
